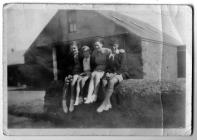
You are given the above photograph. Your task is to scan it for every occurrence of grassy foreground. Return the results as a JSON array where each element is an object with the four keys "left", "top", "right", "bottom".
[{"left": 8, "top": 79, "right": 185, "bottom": 128}]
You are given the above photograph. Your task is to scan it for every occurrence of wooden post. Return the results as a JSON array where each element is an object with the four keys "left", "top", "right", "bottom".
[{"left": 52, "top": 46, "right": 58, "bottom": 81}]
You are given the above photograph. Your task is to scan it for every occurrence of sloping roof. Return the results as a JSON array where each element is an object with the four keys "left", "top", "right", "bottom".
[
  {"left": 30, "top": 10, "right": 182, "bottom": 47},
  {"left": 97, "top": 10, "right": 182, "bottom": 46},
  {"left": 8, "top": 50, "right": 25, "bottom": 65}
]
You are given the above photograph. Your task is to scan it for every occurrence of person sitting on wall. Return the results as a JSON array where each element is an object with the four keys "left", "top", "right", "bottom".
[
  {"left": 74, "top": 45, "right": 94, "bottom": 106},
  {"left": 97, "top": 40, "right": 129, "bottom": 113},
  {"left": 62, "top": 41, "right": 83, "bottom": 113},
  {"left": 85, "top": 38, "right": 111, "bottom": 104}
]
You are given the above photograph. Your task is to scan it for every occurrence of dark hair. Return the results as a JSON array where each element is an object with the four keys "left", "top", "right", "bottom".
[
  {"left": 70, "top": 41, "right": 78, "bottom": 47},
  {"left": 69, "top": 41, "right": 79, "bottom": 53},
  {"left": 82, "top": 46, "right": 90, "bottom": 52},
  {"left": 94, "top": 38, "right": 104, "bottom": 45}
]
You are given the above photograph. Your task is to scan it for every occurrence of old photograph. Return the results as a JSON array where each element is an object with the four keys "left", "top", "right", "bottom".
[{"left": 3, "top": 4, "right": 192, "bottom": 135}]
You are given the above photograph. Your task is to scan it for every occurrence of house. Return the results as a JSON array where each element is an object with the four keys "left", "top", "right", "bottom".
[
  {"left": 24, "top": 10, "right": 185, "bottom": 83},
  {"left": 5, "top": 7, "right": 186, "bottom": 86}
]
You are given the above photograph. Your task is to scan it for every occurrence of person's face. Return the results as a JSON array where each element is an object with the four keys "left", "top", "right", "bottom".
[
  {"left": 112, "top": 43, "right": 119, "bottom": 53},
  {"left": 70, "top": 45, "right": 78, "bottom": 54},
  {"left": 83, "top": 50, "right": 90, "bottom": 58},
  {"left": 94, "top": 42, "right": 103, "bottom": 51}
]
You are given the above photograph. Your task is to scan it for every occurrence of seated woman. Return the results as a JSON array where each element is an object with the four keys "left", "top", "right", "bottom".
[
  {"left": 74, "top": 45, "right": 93, "bottom": 106},
  {"left": 85, "top": 38, "right": 111, "bottom": 104},
  {"left": 97, "top": 40, "right": 129, "bottom": 113},
  {"left": 62, "top": 41, "right": 83, "bottom": 113}
]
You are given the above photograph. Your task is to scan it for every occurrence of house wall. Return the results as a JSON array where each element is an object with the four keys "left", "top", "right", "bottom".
[
  {"left": 142, "top": 40, "right": 163, "bottom": 80},
  {"left": 124, "top": 34, "right": 143, "bottom": 79},
  {"left": 25, "top": 10, "right": 129, "bottom": 64},
  {"left": 142, "top": 40, "right": 177, "bottom": 81},
  {"left": 25, "top": 10, "right": 179, "bottom": 82},
  {"left": 161, "top": 45, "right": 177, "bottom": 80},
  {"left": 59, "top": 10, "right": 128, "bottom": 41},
  {"left": 25, "top": 10, "right": 144, "bottom": 80}
]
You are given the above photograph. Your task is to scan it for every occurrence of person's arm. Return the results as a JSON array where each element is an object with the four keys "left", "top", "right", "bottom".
[
  {"left": 117, "top": 49, "right": 129, "bottom": 79},
  {"left": 106, "top": 48, "right": 112, "bottom": 55},
  {"left": 90, "top": 51, "right": 96, "bottom": 71},
  {"left": 79, "top": 54, "right": 84, "bottom": 73},
  {"left": 67, "top": 53, "right": 75, "bottom": 75},
  {"left": 105, "top": 54, "right": 112, "bottom": 73},
  {"left": 105, "top": 48, "right": 112, "bottom": 73}
]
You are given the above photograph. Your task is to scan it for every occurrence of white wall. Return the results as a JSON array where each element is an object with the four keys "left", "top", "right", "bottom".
[
  {"left": 161, "top": 45, "right": 177, "bottom": 81},
  {"left": 142, "top": 40, "right": 163, "bottom": 80},
  {"left": 59, "top": 10, "right": 127, "bottom": 41},
  {"left": 142, "top": 40, "right": 178, "bottom": 81}
]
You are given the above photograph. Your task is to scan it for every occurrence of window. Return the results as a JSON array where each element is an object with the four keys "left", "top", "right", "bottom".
[
  {"left": 177, "top": 46, "right": 186, "bottom": 78},
  {"left": 69, "top": 23, "right": 77, "bottom": 32},
  {"left": 68, "top": 11, "right": 77, "bottom": 33}
]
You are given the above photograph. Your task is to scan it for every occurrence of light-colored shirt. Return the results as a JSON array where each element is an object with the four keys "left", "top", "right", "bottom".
[{"left": 83, "top": 56, "right": 91, "bottom": 72}]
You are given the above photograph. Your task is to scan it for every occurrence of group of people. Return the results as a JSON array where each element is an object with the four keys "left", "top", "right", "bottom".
[{"left": 62, "top": 38, "right": 129, "bottom": 113}]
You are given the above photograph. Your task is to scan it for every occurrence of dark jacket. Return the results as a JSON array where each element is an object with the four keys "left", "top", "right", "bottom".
[
  {"left": 70, "top": 53, "right": 83, "bottom": 75},
  {"left": 105, "top": 49, "right": 130, "bottom": 79},
  {"left": 68, "top": 52, "right": 95, "bottom": 75},
  {"left": 90, "top": 48, "right": 111, "bottom": 71}
]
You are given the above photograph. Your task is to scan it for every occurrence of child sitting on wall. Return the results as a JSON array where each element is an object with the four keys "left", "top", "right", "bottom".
[{"left": 74, "top": 46, "right": 93, "bottom": 106}]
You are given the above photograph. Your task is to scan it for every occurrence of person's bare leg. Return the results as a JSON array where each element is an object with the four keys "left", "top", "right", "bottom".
[
  {"left": 74, "top": 78, "right": 81, "bottom": 106},
  {"left": 85, "top": 73, "right": 95, "bottom": 104},
  {"left": 81, "top": 76, "right": 89, "bottom": 88},
  {"left": 91, "top": 72, "right": 104, "bottom": 102},
  {"left": 62, "top": 80, "right": 69, "bottom": 113},
  {"left": 69, "top": 75, "right": 78, "bottom": 112},
  {"left": 105, "top": 78, "right": 119, "bottom": 107},
  {"left": 79, "top": 76, "right": 89, "bottom": 104},
  {"left": 102, "top": 78, "right": 108, "bottom": 95},
  {"left": 97, "top": 77, "right": 118, "bottom": 113}
]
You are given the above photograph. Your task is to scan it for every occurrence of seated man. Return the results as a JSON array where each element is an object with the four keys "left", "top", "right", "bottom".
[{"left": 62, "top": 41, "right": 83, "bottom": 113}]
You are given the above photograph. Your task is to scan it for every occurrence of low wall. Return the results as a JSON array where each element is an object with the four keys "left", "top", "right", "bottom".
[{"left": 113, "top": 79, "right": 185, "bottom": 128}]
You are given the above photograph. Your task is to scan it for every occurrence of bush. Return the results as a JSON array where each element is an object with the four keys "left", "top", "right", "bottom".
[
  {"left": 17, "top": 64, "right": 53, "bottom": 87},
  {"left": 112, "top": 79, "right": 185, "bottom": 128},
  {"left": 114, "top": 79, "right": 185, "bottom": 97}
]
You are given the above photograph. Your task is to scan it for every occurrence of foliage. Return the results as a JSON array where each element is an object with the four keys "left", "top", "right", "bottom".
[{"left": 115, "top": 79, "right": 185, "bottom": 96}]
